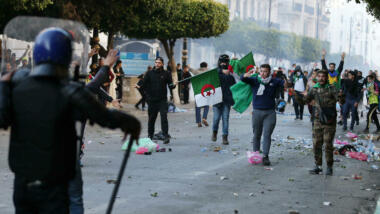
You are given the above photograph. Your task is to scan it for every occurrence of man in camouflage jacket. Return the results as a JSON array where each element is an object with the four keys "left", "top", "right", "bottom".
[{"left": 303, "top": 70, "right": 345, "bottom": 176}]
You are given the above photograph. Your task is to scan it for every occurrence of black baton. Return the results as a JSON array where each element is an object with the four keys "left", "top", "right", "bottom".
[{"left": 106, "top": 137, "right": 134, "bottom": 214}]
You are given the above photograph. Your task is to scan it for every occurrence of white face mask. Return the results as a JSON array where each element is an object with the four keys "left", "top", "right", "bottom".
[{"left": 297, "top": 72, "right": 301, "bottom": 76}]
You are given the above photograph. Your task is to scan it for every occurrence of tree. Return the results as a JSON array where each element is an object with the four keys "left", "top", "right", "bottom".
[
  {"left": 349, "top": 0, "right": 380, "bottom": 20},
  {"left": 212, "top": 20, "right": 330, "bottom": 65},
  {"left": 123, "top": 0, "right": 229, "bottom": 103}
]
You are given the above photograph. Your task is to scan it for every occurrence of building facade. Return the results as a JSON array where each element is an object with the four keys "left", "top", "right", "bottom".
[{"left": 216, "top": 0, "right": 330, "bottom": 41}]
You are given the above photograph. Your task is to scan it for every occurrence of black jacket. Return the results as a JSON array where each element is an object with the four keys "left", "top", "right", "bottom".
[
  {"left": 143, "top": 67, "right": 175, "bottom": 102},
  {"left": 321, "top": 59, "right": 344, "bottom": 75},
  {"left": 182, "top": 72, "right": 191, "bottom": 88},
  {"left": 0, "top": 64, "right": 137, "bottom": 184},
  {"left": 87, "top": 66, "right": 113, "bottom": 102},
  {"left": 217, "top": 69, "right": 236, "bottom": 106},
  {"left": 113, "top": 66, "right": 125, "bottom": 86},
  {"left": 341, "top": 79, "right": 361, "bottom": 101}
]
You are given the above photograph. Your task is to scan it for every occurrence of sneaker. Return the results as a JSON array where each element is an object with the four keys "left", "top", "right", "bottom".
[
  {"left": 338, "top": 120, "right": 343, "bottom": 126},
  {"left": 198, "top": 123, "right": 202, "bottom": 127},
  {"left": 325, "top": 167, "right": 333, "bottom": 176},
  {"left": 294, "top": 117, "right": 299, "bottom": 120},
  {"left": 135, "top": 105, "right": 139, "bottom": 110},
  {"left": 309, "top": 166, "right": 322, "bottom": 175},
  {"left": 262, "top": 156, "right": 271, "bottom": 166},
  {"left": 163, "top": 137, "right": 170, "bottom": 144}
]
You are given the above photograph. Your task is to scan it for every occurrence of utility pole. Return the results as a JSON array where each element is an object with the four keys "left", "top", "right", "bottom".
[
  {"left": 268, "top": 0, "right": 272, "bottom": 28},
  {"left": 349, "top": 17, "right": 352, "bottom": 56},
  {"left": 315, "top": 1, "right": 320, "bottom": 39}
]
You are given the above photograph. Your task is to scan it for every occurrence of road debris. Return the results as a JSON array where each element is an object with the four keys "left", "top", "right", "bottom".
[{"left": 323, "top": 201, "right": 332, "bottom": 206}]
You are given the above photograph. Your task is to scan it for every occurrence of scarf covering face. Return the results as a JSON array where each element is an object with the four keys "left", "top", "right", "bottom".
[
  {"left": 313, "top": 82, "right": 329, "bottom": 88},
  {"left": 257, "top": 75, "right": 272, "bottom": 95}
]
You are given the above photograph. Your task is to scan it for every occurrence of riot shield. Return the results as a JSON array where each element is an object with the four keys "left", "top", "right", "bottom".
[{"left": 1, "top": 16, "right": 90, "bottom": 77}]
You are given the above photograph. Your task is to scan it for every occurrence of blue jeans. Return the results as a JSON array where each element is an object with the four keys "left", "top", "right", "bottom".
[
  {"left": 195, "top": 105, "right": 209, "bottom": 123},
  {"left": 342, "top": 97, "right": 357, "bottom": 129},
  {"left": 212, "top": 103, "right": 231, "bottom": 135},
  {"left": 68, "top": 162, "right": 84, "bottom": 214}
]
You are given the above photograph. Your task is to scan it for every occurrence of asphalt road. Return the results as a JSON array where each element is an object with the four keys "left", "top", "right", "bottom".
[{"left": 0, "top": 103, "right": 379, "bottom": 214}]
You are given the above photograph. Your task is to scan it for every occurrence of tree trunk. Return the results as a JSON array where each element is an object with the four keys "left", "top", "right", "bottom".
[
  {"left": 107, "top": 31, "right": 114, "bottom": 51},
  {"left": 160, "top": 39, "right": 180, "bottom": 104},
  {"left": 92, "top": 27, "right": 99, "bottom": 64}
]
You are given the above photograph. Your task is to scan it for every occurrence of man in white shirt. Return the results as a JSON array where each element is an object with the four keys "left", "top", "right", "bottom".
[{"left": 290, "top": 66, "right": 307, "bottom": 120}]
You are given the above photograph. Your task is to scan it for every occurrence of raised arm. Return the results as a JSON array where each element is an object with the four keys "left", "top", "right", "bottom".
[
  {"left": 337, "top": 52, "right": 345, "bottom": 74},
  {"left": 321, "top": 49, "right": 328, "bottom": 70},
  {"left": 240, "top": 70, "right": 257, "bottom": 86},
  {"left": 66, "top": 84, "right": 140, "bottom": 140}
]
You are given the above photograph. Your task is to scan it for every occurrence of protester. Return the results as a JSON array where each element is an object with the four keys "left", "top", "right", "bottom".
[
  {"left": 363, "top": 74, "right": 380, "bottom": 133},
  {"left": 306, "top": 69, "right": 318, "bottom": 123},
  {"left": 176, "top": 63, "right": 183, "bottom": 100},
  {"left": 113, "top": 60, "right": 125, "bottom": 102},
  {"left": 194, "top": 62, "right": 210, "bottom": 127},
  {"left": 0, "top": 28, "right": 141, "bottom": 213},
  {"left": 304, "top": 69, "right": 344, "bottom": 175},
  {"left": 135, "top": 73, "right": 146, "bottom": 111},
  {"left": 181, "top": 65, "right": 191, "bottom": 104},
  {"left": 212, "top": 54, "right": 236, "bottom": 145},
  {"left": 341, "top": 70, "right": 360, "bottom": 131},
  {"left": 290, "top": 66, "right": 307, "bottom": 120},
  {"left": 143, "top": 57, "right": 176, "bottom": 144},
  {"left": 275, "top": 67, "right": 286, "bottom": 100},
  {"left": 321, "top": 50, "right": 345, "bottom": 88},
  {"left": 241, "top": 64, "right": 287, "bottom": 166},
  {"left": 356, "top": 70, "right": 365, "bottom": 123}
]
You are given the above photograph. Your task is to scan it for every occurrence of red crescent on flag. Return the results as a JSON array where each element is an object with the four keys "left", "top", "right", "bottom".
[
  {"left": 246, "top": 65, "right": 255, "bottom": 73},
  {"left": 201, "top": 84, "right": 216, "bottom": 97}
]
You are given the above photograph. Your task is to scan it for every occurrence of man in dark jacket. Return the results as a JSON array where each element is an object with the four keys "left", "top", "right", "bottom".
[
  {"left": 181, "top": 65, "right": 191, "bottom": 104},
  {"left": 0, "top": 28, "right": 140, "bottom": 213},
  {"left": 290, "top": 66, "right": 307, "bottom": 120},
  {"left": 143, "top": 57, "right": 176, "bottom": 144},
  {"left": 241, "top": 64, "right": 287, "bottom": 166},
  {"left": 113, "top": 60, "right": 125, "bottom": 102},
  {"left": 211, "top": 54, "right": 236, "bottom": 145},
  {"left": 341, "top": 71, "right": 361, "bottom": 131}
]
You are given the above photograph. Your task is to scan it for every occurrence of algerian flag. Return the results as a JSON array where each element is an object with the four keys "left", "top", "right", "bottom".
[
  {"left": 229, "top": 52, "right": 255, "bottom": 76},
  {"left": 230, "top": 52, "right": 256, "bottom": 113},
  {"left": 191, "top": 68, "right": 222, "bottom": 107}
]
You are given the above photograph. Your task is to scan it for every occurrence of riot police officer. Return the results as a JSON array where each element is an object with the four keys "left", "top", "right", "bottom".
[{"left": 0, "top": 28, "right": 141, "bottom": 213}]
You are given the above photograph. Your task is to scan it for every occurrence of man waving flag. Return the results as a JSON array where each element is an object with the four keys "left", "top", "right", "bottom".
[
  {"left": 230, "top": 52, "right": 256, "bottom": 113},
  {"left": 191, "top": 68, "right": 222, "bottom": 107}
]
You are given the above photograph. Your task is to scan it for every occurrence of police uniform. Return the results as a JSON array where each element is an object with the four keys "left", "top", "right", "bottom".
[{"left": 0, "top": 28, "right": 140, "bottom": 214}]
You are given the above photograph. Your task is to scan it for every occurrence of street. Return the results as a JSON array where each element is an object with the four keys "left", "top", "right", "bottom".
[{"left": 0, "top": 103, "right": 379, "bottom": 214}]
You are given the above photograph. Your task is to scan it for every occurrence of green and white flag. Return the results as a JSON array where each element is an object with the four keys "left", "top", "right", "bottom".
[{"left": 191, "top": 68, "right": 222, "bottom": 107}]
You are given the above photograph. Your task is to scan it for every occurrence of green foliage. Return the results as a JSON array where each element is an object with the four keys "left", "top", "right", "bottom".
[
  {"left": 349, "top": 0, "right": 380, "bottom": 21},
  {"left": 212, "top": 20, "right": 331, "bottom": 63},
  {"left": 123, "top": 0, "right": 229, "bottom": 40},
  {"left": 10, "top": 0, "right": 53, "bottom": 11}
]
